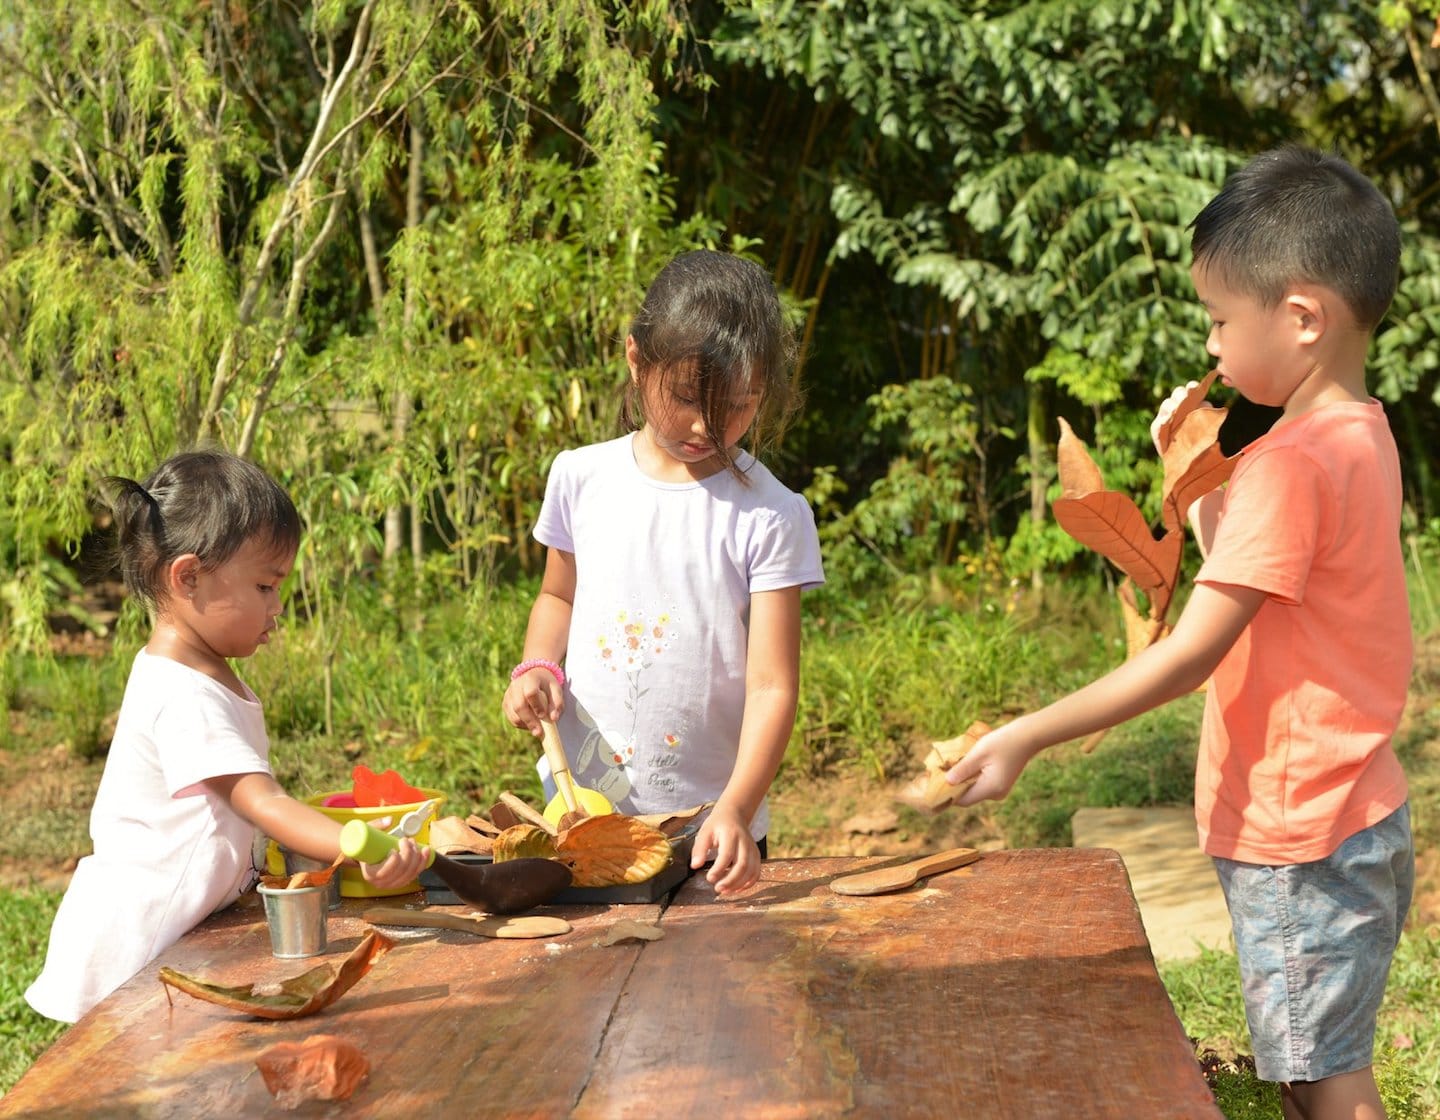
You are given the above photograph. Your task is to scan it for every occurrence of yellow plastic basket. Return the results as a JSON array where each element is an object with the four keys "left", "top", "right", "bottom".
[{"left": 265, "top": 788, "right": 446, "bottom": 897}]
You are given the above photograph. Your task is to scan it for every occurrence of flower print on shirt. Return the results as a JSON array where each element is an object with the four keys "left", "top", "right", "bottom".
[{"left": 575, "top": 605, "right": 678, "bottom": 799}]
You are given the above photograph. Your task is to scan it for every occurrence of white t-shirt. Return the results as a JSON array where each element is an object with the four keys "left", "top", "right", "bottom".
[
  {"left": 535, "top": 434, "right": 825, "bottom": 839},
  {"left": 25, "top": 649, "right": 271, "bottom": 1023}
]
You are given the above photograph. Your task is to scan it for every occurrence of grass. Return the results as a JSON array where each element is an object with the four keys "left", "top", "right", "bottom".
[
  {"left": 0, "top": 890, "right": 66, "bottom": 1090},
  {"left": 2, "top": 565, "right": 1438, "bottom": 1115}
]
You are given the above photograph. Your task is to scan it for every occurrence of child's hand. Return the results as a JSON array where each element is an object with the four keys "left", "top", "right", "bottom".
[
  {"left": 1151, "top": 378, "right": 1222, "bottom": 455},
  {"left": 502, "top": 672, "right": 564, "bottom": 735},
  {"left": 692, "top": 805, "right": 761, "bottom": 897},
  {"left": 356, "top": 837, "right": 427, "bottom": 889},
  {"left": 1151, "top": 381, "right": 1199, "bottom": 454},
  {"left": 944, "top": 722, "right": 1037, "bottom": 806}
]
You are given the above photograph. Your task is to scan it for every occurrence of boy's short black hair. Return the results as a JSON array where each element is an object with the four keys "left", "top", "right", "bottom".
[{"left": 1189, "top": 145, "right": 1400, "bottom": 331}]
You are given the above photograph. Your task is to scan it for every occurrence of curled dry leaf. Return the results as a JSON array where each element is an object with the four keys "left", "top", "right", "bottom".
[
  {"left": 157, "top": 929, "right": 393, "bottom": 1020},
  {"left": 896, "top": 721, "right": 992, "bottom": 812},
  {"left": 492, "top": 823, "right": 560, "bottom": 861},
  {"left": 255, "top": 1035, "right": 368, "bottom": 1109},
  {"left": 429, "top": 815, "right": 493, "bottom": 855},
  {"left": 632, "top": 801, "right": 715, "bottom": 837},
  {"left": 465, "top": 813, "right": 502, "bottom": 837},
  {"left": 600, "top": 919, "right": 665, "bottom": 946}
]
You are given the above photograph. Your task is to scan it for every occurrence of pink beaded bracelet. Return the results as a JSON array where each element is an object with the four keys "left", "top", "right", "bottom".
[{"left": 510, "top": 658, "right": 566, "bottom": 689}]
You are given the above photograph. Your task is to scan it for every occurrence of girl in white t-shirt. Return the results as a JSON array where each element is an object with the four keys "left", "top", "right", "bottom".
[
  {"left": 503, "top": 250, "right": 825, "bottom": 897},
  {"left": 26, "top": 450, "right": 425, "bottom": 1023}
]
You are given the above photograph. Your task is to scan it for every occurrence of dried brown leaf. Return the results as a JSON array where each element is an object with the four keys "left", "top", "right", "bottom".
[
  {"left": 430, "top": 815, "right": 492, "bottom": 855},
  {"left": 896, "top": 721, "right": 992, "bottom": 812},
  {"left": 491, "top": 823, "right": 560, "bottom": 861},
  {"left": 1152, "top": 370, "right": 1221, "bottom": 454},
  {"left": 157, "top": 930, "right": 392, "bottom": 1020},
  {"left": 256, "top": 1035, "right": 369, "bottom": 1108},
  {"left": 464, "top": 814, "right": 502, "bottom": 837},
  {"left": 1052, "top": 492, "right": 1183, "bottom": 613},
  {"left": 1056, "top": 417, "right": 1107, "bottom": 497},
  {"left": 555, "top": 814, "right": 673, "bottom": 887},
  {"left": 632, "top": 802, "right": 715, "bottom": 837},
  {"left": 600, "top": 919, "right": 665, "bottom": 946}
]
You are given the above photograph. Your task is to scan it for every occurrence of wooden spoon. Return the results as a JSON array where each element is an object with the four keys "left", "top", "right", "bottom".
[
  {"left": 362, "top": 908, "right": 571, "bottom": 939},
  {"left": 540, "top": 719, "right": 612, "bottom": 827},
  {"left": 829, "top": 847, "right": 982, "bottom": 897}
]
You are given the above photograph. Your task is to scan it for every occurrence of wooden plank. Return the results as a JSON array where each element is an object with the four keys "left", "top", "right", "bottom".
[
  {"left": 574, "top": 849, "right": 1220, "bottom": 1119},
  {"left": 1, "top": 894, "right": 658, "bottom": 1119}
]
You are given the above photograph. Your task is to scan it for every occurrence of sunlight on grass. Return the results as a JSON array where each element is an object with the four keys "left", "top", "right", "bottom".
[{"left": 0, "top": 889, "right": 66, "bottom": 1093}]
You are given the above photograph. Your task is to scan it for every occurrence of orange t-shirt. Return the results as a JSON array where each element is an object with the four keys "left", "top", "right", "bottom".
[{"left": 1193, "top": 400, "right": 1410, "bottom": 864}]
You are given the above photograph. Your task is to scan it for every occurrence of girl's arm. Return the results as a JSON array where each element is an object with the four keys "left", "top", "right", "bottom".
[
  {"left": 695, "top": 585, "right": 802, "bottom": 896},
  {"left": 949, "top": 579, "right": 1265, "bottom": 805},
  {"left": 205, "top": 772, "right": 426, "bottom": 889},
  {"left": 503, "top": 546, "right": 577, "bottom": 731}
]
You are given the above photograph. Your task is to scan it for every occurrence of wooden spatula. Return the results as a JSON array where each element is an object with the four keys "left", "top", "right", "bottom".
[
  {"left": 829, "top": 847, "right": 982, "bottom": 896},
  {"left": 362, "top": 908, "right": 571, "bottom": 939}
]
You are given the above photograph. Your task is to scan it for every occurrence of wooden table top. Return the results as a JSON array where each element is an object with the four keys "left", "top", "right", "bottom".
[{"left": 2, "top": 848, "right": 1220, "bottom": 1119}]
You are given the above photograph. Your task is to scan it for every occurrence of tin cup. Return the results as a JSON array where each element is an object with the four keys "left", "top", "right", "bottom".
[
  {"left": 280, "top": 849, "right": 342, "bottom": 909},
  {"left": 257, "top": 883, "right": 329, "bottom": 959}
]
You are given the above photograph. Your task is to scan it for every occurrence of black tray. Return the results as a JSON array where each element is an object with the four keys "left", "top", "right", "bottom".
[{"left": 422, "top": 824, "right": 699, "bottom": 906}]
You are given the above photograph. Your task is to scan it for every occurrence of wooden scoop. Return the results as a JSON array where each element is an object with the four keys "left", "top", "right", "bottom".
[
  {"left": 362, "top": 908, "right": 571, "bottom": 939},
  {"left": 829, "top": 847, "right": 982, "bottom": 897},
  {"left": 540, "top": 719, "right": 612, "bottom": 827}
]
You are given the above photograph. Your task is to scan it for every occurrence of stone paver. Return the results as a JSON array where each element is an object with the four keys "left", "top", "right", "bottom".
[{"left": 1071, "top": 806, "right": 1234, "bottom": 963}]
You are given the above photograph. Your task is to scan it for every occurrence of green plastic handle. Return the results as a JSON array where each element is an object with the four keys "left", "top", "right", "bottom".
[{"left": 340, "top": 820, "right": 435, "bottom": 868}]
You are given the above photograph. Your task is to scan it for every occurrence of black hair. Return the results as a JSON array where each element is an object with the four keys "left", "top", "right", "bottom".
[
  {"left": 1189, "top": 145, "right": 1400, "bottom": 331},
  {"left": 104, "top": 449, "right": 301, "bottom": 615},
  {"left": 622, "top": 249, "right": 801, "bottom": 479}
]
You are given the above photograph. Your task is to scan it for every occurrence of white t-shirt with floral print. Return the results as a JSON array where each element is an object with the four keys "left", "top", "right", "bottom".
[{"left": 534, "top": 433, "right": 824, "bottom": 839}]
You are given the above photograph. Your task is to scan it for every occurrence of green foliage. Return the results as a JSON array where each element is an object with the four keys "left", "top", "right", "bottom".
[
  {"left": 0, "top": 0, "right": 699, "bottom": 654},
  {"left": 0, "top": 889, "right": 67, "bottom": 1093}
]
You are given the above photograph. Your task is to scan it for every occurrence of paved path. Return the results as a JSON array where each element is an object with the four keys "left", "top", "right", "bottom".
[{"left": 1071, "top": 806, "right": 1233, "bottom": 963}]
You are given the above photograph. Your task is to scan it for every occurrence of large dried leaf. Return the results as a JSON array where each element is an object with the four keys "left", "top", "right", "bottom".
[
  {"left": 157, "top": 930, "right": 392, "bottom": 1020},
  {"left": 491, "top": 823, "right": 560, "bottom": 861},
  {"left": 1052, "top": 491, "right": 1183, "bottom": 611},
  {"left": 1053, "top": 419, "right": 1185, "bottom": 620},
  {"left": 554, "top": 814, "right": 673, "bottom": 887},
  {"left": 256, "top": 1035, "right": 369, "bottom": 1107}
]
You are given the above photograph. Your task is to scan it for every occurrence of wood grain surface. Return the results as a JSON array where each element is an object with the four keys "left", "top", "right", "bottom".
[{"left": 2, "top": 850, "right": 1219, "bottom": 1119}]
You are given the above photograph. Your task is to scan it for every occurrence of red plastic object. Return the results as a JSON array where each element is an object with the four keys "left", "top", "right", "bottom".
[
  {"left": 351, "top": 764, "right": 427, "bottom": 807},
  {"left": 322, "top": 792, "right": 359, "bottom": 808}
]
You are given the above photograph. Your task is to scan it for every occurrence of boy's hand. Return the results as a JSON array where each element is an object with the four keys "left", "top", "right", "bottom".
[
  {"left": 502, "top": 671, "right": 563, "bottom": 734},
  {"left": 692, "top": 804, "right": 761, "bottom": 897},
  {"left": 945, "top": 722, "right": 1037, "bottom": 806},
  {"left": 1151, "top": 380, "right": 1200, "bottom": 454},
  {"left": 356, "top": 837, "right": 427, "bottom": 889}
]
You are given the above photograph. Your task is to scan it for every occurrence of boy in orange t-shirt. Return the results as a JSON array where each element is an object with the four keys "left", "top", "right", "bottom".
[{"left": 948, "top": 145, "right": 1413, "bottom": 1120}]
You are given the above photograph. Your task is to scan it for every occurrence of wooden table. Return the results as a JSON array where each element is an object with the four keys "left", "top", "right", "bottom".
[{"left": 2, "top": 849, "right": 1220, "bottom": 1118}]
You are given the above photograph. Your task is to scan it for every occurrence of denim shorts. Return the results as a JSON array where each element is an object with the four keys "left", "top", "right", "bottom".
[{"left": 1212, "top": 803, "right": 1414, "bottom": 1084}]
